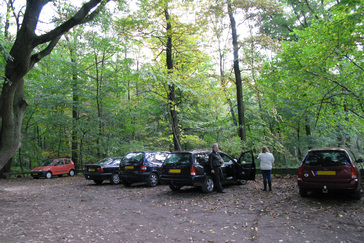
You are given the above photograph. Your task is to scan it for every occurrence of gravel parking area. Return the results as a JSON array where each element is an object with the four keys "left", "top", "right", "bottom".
[{"left": 0, "top": 175, "right": 363, "bottom": 242}]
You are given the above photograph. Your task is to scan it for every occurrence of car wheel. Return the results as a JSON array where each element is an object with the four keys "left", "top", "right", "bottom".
[
  {"left": 93, "top": 179, "right": 103, "bottom": 185},
  {"left": 353, "top": 189, "right": 361, "bottom": 200},
  {"left": 201, "top": 176, "right": 214, "bottom": 193},
  {"left": 237, "top": 180, "right": 247, "bottom": 185},
  {"left": 299, "top": 188, "right": 308, "bottom": 197},
  {"left": 169, "top": 184, "right": 182, "bottom": 191},
  {"left": 123, "top": 180, "right": 132, "bottom": 187},
  {"left": 110, "top": 173, "right": 121, "bottom": 185},
  {"left": 45, "top": 171, "right": 52, "bottom": 179},
  {"left": 146, "top": 173, "right": 158, "bottom": 187},
  {"left": 69, "top": 170, "right": 75, "bottom": 177}
]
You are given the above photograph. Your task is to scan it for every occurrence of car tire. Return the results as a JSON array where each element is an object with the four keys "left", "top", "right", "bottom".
[
  {"left": 69, "top": 170, "right": 75, "bottom": 177},
  {"left": 146, "top": 173, "right": 159, "bottom": 187},
  {"left": 201, "top": 176, "right": 214, "bottom": 193},
  {"left": 353, "top": 189, "right": 361, "bottom": 200},
  {"left": 123, "top": 180, "right": 133, "bottom": 187},
  {"left": 45, "top": 171, "right": 52, "bottom": 179},
  {"left": 93, "top": 179, "right": 103, "bottom": 185},
  {"left": 237, "top": 180, "right": 247, "bottom": 185},
  {"left": 169, "top": 184, "right": 182, "bottom": 191},
  {"left": 110, "top": 173, "right": 121, "bottom": 185},
  {"left": 299, "top": 188, "right": 308, "bottom": 197}
]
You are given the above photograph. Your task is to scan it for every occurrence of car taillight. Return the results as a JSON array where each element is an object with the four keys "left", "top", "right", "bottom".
[
  {"left": 351, "top": 166, "right": 358, "bottom": 179},
  {"left": 298, "top": 167, "right": 302, "bottom": 179},
  {"left": 96, "top": 168, "right": 103, "bottom": 172},
  {"left": 190, "top": 165, "right": 196, "bottom": 176},
  {"left": 140, "top": 165, "right": 147, "bottom": 172},
  {"left": 84, "top": 168, "right": 87, "bottom": 171}
]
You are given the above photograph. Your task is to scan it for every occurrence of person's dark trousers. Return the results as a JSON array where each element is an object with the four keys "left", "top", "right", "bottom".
[
  {"left": 212, "top": 167, "right": 224, "bottom": 192},
  {"left": 261, "top": 170, "right": 272, "bottom": 191}
]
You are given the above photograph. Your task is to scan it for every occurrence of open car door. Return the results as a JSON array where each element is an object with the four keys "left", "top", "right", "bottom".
[{"left": 235, "top": 151, "right": 256, "bottom": 180}]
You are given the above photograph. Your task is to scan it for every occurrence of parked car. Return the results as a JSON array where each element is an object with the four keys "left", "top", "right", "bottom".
[
  {"left": 298, "top": 148, "right": 363, "bottom": 199},
  {"left": 160, "top": 149, "right": 256, "bottom": 193},
  {"left": 31, "top": 158, "right": 75, "bottom": 179},
  {"left": 119, "top": 151, "right": 169, "bottom": 187},
  {"left": 84, "top": 157, "right": 123, "bottom": 185}
]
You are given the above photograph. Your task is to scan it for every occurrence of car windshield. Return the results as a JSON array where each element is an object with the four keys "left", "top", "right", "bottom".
[
  {"left": 303, "top": 151, "right": 351, "bottom": 166},
  {"left": 96, "top": 158, "right": 119, "bottom": 165},
  {"left": 164, "top": 153, "right": 191, "bottom": 165},
  {"left": 41, "top": 160, "right": 55, "bottom": 166},
  {"left": 122, "top": 153, "right": 144, "bottom": 163}
]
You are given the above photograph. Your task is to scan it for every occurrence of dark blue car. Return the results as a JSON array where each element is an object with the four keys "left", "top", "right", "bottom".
[{"left": 84, "top": 157, "right": 123, "bottom": 185}]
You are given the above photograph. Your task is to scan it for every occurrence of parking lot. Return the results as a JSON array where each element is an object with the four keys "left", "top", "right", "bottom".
[{"left": 0, "top": 175, "right": 363, "bottom": 242}]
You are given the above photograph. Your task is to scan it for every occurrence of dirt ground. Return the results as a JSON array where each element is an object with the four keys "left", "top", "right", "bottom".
[{"left": 0, "top": 175, "right": 363, "bottom": 243}]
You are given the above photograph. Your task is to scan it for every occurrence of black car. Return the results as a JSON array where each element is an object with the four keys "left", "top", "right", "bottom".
[
  {"left": 119, "top": 151, "right": 169, "bottom": 187},
  {"left": 84, "top": 157, "right": 123, "bottom": 185},
  {"left": 160, "top": 149, "right": 256, "bottom": 193}
]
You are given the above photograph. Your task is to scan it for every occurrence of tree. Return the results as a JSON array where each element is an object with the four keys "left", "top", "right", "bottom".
[
  {"left": 227, "top": 0, "right": 246, "bottom": 142},
  {"left": 0, "top": 0, "right": 111, "bottom": 171}
]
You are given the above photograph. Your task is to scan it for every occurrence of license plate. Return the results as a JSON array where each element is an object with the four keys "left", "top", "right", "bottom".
[
  {"left": 169, "top": 169, "right": 181, "bottom": 173},
  {"left": 33, "top": 173, "right": 38, "bottom": 175},
  {"left": 89, "top": 168, "right": 95, "bottom": 172},
  {"left": 125, "top": 166, "right": 134, "bottom": 169},
  {"left": 316, "top": 171, "right": 336, "bottom": 176}
]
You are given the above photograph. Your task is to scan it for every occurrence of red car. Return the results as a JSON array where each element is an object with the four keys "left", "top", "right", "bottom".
[
  {"left": 31, "top": 158, "right": 75, "bottom": 179},
  {"left": 298, "top": 148, "right": 363, "bottom": 199}
]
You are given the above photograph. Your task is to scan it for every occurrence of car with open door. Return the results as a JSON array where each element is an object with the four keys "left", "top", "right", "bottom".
[
  {"left": 298, "top": 148, "right": 363, "bottom": 199},
  {"left": 84, "top": 157, "right": 123, "bottom": 185},
  {"left": 160, "top": 149, "right": 255, "bottom": 193}
]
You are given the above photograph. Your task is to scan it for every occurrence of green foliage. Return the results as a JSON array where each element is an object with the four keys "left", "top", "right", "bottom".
[{"left": 4, "top": 0, "right": 364, "bottom": 172}]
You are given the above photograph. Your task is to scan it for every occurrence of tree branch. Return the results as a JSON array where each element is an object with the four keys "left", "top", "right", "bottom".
[
  {"left": 33, "top": 0, "right": 110, "bottom": 47},
  {"left": 29, "top": 35, "right": 61, "bottom": 69}
]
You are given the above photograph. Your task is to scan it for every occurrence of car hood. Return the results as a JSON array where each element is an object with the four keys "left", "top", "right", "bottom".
[{"left": 32, "top": 166, "right": 51, "bottom": 171}]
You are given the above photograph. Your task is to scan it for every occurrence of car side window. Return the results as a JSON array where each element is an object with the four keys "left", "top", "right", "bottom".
[
  {"left": 155, "top": 152, "right": 167, "bottom": 163},
  {"left": 240, "top": 152, "right": 253, "bottom": 164},
  {"left": 112, "top": 159, "right": 121, "bottom": 165},
  {"left": 55, "top": 160, "right": 64, "bottom": 166},
  {"left": 220, "top": 153, "right": 234, "bottom": 165},
  {"left": 195, "top": 153, "right": 209, "bottom": 165},
  {"left": 146, "top": 153, "right": 156, "bottom": 163},
  {"left": 64, "top": 159, "right": 71, "bottom": 165}
]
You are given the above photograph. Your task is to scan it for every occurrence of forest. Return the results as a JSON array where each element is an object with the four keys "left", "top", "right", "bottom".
[{"left": 0, "top": 0, "right": 363, "bottom": 173}]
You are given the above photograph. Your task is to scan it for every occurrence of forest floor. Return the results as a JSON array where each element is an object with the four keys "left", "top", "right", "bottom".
[{"left": 0, "top": 175, "right": 363, "bottom": 243}]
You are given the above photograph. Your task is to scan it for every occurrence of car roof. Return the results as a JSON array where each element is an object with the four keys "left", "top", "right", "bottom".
[
  {"left": 127, "top": 151, "right": 170, "bottom": 153},
  {"left": 307, "top": 147, "right": 348, "bottom": 152},
  {"left": 171, "top": 149, "right": 228, "bottom": 154}
]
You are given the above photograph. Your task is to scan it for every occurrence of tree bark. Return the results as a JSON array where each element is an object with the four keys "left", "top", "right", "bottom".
[
  {"left": 0, "top": 0, "right": 110, "bottom": 171},
  {"left": 165, "top": 6, "right": 181, "bottom": 151},
  {"left": 227, "top": 0, "right": 246, "bottom": 142}
]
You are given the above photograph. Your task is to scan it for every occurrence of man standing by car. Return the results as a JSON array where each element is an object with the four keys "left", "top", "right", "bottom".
[{"left": 209, "top": 143, "right": 226, "bottom": 193}]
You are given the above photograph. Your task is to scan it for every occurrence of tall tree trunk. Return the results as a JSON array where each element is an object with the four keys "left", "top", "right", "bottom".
[
  {"left": 227, "top": 0, "right": 246, "bottom": 142},
  {"left": 95, "top": 54, "right": 103, "bottom": 157},
  {"left": 71, "top": 57, "right": 79, "bottom": 169},
  {"left": 165, "top": 6, "right": 181, "bottom": 151},
  {"left": 0, "top": 0, "right": 111, "bottom": 171}
]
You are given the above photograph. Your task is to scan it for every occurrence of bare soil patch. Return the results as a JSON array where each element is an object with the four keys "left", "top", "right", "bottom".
[{"left": 0, "top": 175, "right": 363, "bottom": 242}]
